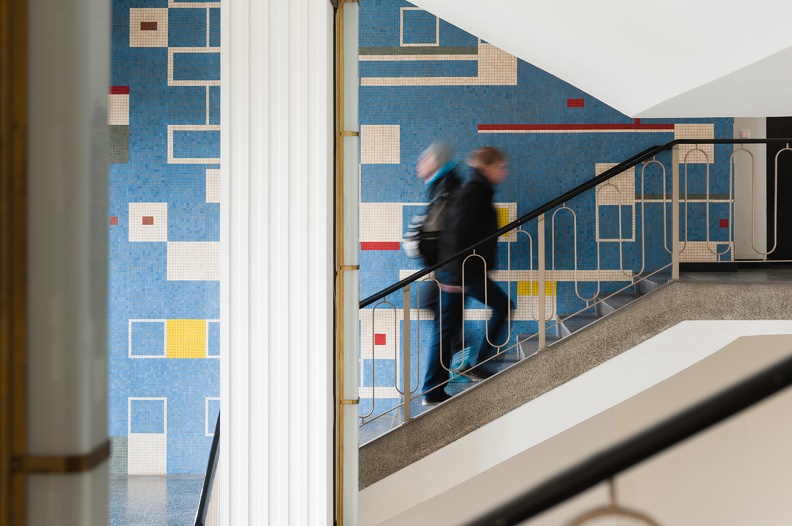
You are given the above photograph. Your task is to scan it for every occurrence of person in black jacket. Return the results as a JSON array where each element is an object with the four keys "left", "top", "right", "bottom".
[{"left": 424, "top": 146, "right": 514, "bottom": 404}]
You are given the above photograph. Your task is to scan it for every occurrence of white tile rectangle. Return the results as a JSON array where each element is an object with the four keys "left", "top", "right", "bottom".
[
  {"left": 167, "top": 241, "right": 221, "bottom": 281},
  {"left": 128, "top": 434, "right": 167, "bottom": 475}
]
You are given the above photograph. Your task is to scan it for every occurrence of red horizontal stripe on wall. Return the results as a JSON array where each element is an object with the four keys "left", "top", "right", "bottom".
[
  {"left": 567, "top": 98, "right": 585, "bottom": 108},
  {"left": 109, "top": 86, "right": 130, "bottom": 94},
  {"left": 478, "top": 123, "right": 675, "bottom": 131},
  {"left": 140, "top": 21, "right": 158, "bottom": 31},
  {"left": 361, "top": 242, "right": 401, "bottom": 251}
]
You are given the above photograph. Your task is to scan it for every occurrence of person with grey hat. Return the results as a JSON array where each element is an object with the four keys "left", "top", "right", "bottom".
[
  {"left": 407, "top": 141, "right": 464, "bottom": 406},
  {"left": 405, "top": 141, "right": 461, "bottom": 266}
]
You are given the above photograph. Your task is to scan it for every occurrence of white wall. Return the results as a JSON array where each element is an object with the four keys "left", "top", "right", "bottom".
[
  {"left": 733, "top": 117, "right": 767, "bottom": 259},
  {"left": 360, "top": 322, "right": 792, "bottom": 525}
]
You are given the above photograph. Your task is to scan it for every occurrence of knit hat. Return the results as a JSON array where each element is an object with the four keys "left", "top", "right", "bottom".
[{"left": 420, "top": 140, "right": 454, "bottom": 167}]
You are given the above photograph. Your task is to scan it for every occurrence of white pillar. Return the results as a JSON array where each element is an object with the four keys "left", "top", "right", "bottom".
[
  {"left": 339, "top": 1, "right": 360, "bottom": 523},
  {"left": 221, "top": 0, "right": 335, "bottom": 524},
  {"left": 27, "top": 0, "right": 110, "bottom": 524}
]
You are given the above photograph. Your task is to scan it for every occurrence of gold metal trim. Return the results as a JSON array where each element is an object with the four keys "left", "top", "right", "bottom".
[
  {"left": 1, "top": 0, "right": 28, "bottom": 522},
  {"left": 12, "top": 440, "right": 111, "bottom": 474},
  {"left": 336, "top": 2, "right": 360, "bottom": 523},
  {"left": 335, "top": 2, "right": 347, "bottom": 524}
]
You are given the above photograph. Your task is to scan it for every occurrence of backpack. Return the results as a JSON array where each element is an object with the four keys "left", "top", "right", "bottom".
[{"left": 402, "top": 193, "right": 451, "bottom": 266}]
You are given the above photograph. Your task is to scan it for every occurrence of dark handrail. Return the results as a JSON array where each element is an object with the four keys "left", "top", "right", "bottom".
[
  {"left": 465, "top": 352, "right": 792, "bottom": 525},
  {"left": 360, "top": 137, "right": 792, "bottom": 308},
  {"left": 194, "top": 412, "right": 220, "bottom": 526}
]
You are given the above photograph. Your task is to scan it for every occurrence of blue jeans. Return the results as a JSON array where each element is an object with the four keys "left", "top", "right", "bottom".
[
  {"left": 421, "top": 271, "right": 513, "bottom": 394},
  {"left": 422, "top": 272, "right": 463, "bottom": 394},
  {"left": 463, "top": 272, "right": 514, "bottom": 364}
]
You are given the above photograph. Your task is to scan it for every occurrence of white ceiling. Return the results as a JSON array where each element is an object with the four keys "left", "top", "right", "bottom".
[{"left": 410, "top": 0, "right": 792, "bottom": 118}]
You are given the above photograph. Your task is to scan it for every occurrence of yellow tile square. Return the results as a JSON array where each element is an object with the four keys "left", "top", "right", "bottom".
[
  {"left": 496, "top": 207, "right": 509, "bottom": 229},
  {"left": 517, "top": 281, "right": 556, "bottom": 296},
  {"left": 517, "top": 281, "right": 535, "bottom": 295},
  {"left": 166, "top": 319, "right": 207, "bottom": 358}
]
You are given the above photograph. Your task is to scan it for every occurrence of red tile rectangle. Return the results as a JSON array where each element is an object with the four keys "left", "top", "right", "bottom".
[
  {"left": 720, "top": 218, "right": 729, "bottom": 228},
  {"left": 109, "top": 216, "right": 119, "bottom": 225},
  {"left": 567, "top": 98, "right": 584, "bottom": 108},
  {"left": 109, "top": 86, "right": 130, "bottom": 95},
  {"left": 140, "top": 21, "right": 158, "bottom": 31},
  {"left": 361, "top": 242, "right": 401, "bottom": 251},
  {"left": 374, "top": 334, "right": 386, "bottom": 346},
  {"left": 142, "top": 216, "right": 154, "bottom": 225},
  {"left": 478, "top": 123, "right": 675, "bottom": 132}
]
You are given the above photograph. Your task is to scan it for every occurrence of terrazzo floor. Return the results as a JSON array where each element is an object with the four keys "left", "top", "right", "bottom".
[{"left": 109, "top": 475, "right": 204, "bottom": 526}]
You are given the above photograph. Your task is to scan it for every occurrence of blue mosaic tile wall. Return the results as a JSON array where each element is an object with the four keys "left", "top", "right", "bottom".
[
  {"left": 109, "top": 0, "right": 220, "bottom": 475},
  {"left": 358, "top": 0, "right": 734, "bottom": 417}
]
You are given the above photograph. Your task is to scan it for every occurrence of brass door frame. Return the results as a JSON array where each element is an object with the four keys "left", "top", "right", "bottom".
[{"left": 0, "top": 0, "right": 28, "bottom": 523}]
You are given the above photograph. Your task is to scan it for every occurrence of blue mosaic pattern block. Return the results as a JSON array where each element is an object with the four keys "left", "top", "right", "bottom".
[
  {"left": 109, "top": 0, "right": 221, "bottom": 474},
  {"left": 357, "top": 0, "right": 735, "bottom": 415},
  {"left": 130, "top": 398, "right": 166, "bottom": 434}
]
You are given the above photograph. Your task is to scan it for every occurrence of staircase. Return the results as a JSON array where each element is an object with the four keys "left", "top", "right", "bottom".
[
  {"left": 356, "top": 278, "right": 662, "bottom": 447},
  {"left": 357, "top": 137, "right": 792, "bottom": 524},
  {"left": 359, "top": 272, "right": 792, "bottom": 496}
]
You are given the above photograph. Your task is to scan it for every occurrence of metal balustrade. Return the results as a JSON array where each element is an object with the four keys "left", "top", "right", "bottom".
[{"left": 357, "top": 139, "right": 792, "bottom": 443}]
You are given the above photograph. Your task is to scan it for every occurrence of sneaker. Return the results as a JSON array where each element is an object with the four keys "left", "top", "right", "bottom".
[
  {"left": 422, "top": 390, "right": 452, "bottom": 406},
  {"left": 460, "top": 366, "right": 495, "bottom": 382}
]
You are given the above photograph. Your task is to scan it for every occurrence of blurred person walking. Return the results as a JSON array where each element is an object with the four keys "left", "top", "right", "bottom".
[
  {"left": 434, "top": 146, "right": 514, "bottom": 389},
  {"left": 407, "top": 141, "right": 463, "bottom": 406}
]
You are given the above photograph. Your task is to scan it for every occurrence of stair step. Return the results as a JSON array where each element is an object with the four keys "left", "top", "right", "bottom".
[
  {"left": 635, "top": 272, "right": 671, "bottom": 295},
  {"left": 596, "top": 291, "right": 640, "bottom": 316},
  {"left": 516, "top": 333, "right": 561, "bottom": 359},
  {"left": 558, "top": 313, "right": 600, "bottom": 337}
]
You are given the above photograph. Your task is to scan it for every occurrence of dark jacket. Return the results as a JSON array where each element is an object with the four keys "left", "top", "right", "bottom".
[
  {"left": 417, "top": 166, "right": 462, "bottom": 266},
  {"left": 426, "top": 165, "right": 462, "bottom": 204},
  {"left": 439, "top": 170, "right": 498, "bottom": 282}
]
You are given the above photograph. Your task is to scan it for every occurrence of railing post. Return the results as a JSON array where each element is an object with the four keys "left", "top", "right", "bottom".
[
  {"left": 538, "top": 214, "right": 546, "bottom": 349},
  {"left": 672, "top": 146, "right": 680, "bottom": 280},
  {"left": 402, "top": 284, "right": 411, "bottom": 422}
]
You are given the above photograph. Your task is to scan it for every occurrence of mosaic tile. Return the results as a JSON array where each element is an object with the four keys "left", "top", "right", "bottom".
[
  {"left": 357, "top": 0, "right": 734, "bottom": 406},
  {"left": 110, "top": 0, "right": 220, "bottom": 475}
]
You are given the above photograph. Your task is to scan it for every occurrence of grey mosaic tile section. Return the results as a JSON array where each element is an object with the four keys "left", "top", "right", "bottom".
[
  {"left": 109, "top": 125, "right": 129, "bottom": 164},
  {"left": 110, "top": 436, "right": 128, "bottom": 475}
]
